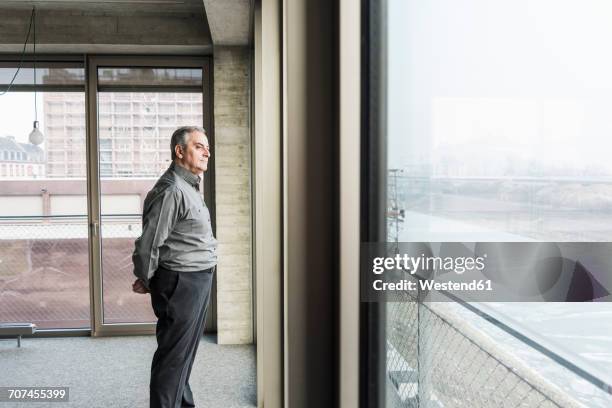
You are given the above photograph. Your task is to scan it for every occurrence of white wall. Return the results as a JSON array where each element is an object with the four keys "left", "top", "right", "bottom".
[
  {"left": 0, "top": 196, "right": 43, "bottom": 216},
  {"left": 49, "top": 194, "right": 141, "bottom": 215},
  {"left": 50, "top": 195, "right": 87, "bottom": 216}
]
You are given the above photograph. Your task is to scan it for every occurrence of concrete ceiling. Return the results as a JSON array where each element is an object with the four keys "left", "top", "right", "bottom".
[
  {"left": 203, "top": 0, "right": 252, "bottom": 46},
  {"left": 0, "top": 0, "right": 253, "bottom": 53},
  {"left": 0, "top": 0, "right": 213, "bottom": 54}
]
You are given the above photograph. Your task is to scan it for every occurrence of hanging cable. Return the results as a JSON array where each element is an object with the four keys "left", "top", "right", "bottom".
[
  {"left": 33, "top": 7, "right": 37, "bottom": 120},
  {"left": 0, "top": 7, "right": 35, "bottom": 96}
]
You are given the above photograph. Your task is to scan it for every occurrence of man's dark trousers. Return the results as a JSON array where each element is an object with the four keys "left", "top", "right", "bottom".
[{"left": 149, "top": 266, "right": 214, "bottom": 408}]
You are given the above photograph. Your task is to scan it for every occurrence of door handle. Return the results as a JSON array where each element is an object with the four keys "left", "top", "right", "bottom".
[{"left": 90, "top": 221, "right": 99, "bottom": 237}]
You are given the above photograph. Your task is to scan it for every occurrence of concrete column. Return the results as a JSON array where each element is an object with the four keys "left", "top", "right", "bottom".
[{"left": 213, "top": 46, "right": 253, "bottom": 345}]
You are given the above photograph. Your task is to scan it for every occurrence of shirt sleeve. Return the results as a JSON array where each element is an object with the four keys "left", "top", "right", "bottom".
[{"left": 132, "top": 187, "right": 181, "bottom": 287}]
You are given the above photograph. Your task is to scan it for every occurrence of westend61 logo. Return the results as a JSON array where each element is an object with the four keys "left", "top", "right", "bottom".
[{"left": 372, "top": 253, "right": 487, "bottom": 275}]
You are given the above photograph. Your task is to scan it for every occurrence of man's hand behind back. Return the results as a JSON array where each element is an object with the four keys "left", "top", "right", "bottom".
[{"left": 132, "top": 278, "right": 150, "bottom": 294}]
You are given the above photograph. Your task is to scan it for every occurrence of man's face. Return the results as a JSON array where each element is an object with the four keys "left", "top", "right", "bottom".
[{"left": 175, "top": 131, "right": 210, "bottom": 175}]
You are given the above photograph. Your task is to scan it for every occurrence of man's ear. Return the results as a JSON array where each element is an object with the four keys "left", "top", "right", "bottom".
[{"left": 175, "top": 144, "right": 183, "bottom": 159}]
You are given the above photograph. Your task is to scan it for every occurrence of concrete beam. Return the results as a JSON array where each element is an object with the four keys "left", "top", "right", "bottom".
[
  {"left": 202, "top": 0, "right": 251, "bottom": 46},
  {"left": 0, "top": 0, "right": 203, "bottom": 14},
  {"left": 0, "top": 8, "right": 212, "bottom": 53}
]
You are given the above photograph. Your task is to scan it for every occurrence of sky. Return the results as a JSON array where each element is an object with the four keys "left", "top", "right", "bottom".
[
  {"left": 0, "top": 91, "right": 45, "bottom": 145},
  {"left": 387, "top": 0, "right": 612, "bottom": 175}
]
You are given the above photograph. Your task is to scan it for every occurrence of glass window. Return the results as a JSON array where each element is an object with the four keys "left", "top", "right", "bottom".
[
  {"left": 0, "top": 66, "right": 85, "bottom": 87},
  {"left": 97, "top": 68, "right": 202, "bottom": 87},
  {"left": 0, "top": 89, "right": 89, "bottom": 329},
  {"left": 98, "top": 89, "right": 204, "bottom": 324},
  {"left": 1, "top": 57, "right": 211, "bottom": 335},
  {"left": 367, "top": 0, "right": 612, "bottom": 407}
]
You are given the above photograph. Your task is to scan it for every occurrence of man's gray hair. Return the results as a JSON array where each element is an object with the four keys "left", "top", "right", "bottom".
[{"left": 170, "top": 126, "right": 207, "bottom": 160}]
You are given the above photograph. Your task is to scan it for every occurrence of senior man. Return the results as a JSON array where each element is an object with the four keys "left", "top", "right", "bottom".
[{"left": 132, "top": 126, "right": 217, "bottom": 408}]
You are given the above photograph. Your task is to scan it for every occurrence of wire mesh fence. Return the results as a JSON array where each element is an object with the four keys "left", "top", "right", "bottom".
[
  {"left": 0, "top": 217, "right": 90, "bottom": 328},
  {"left": 385, "top": 290, "right": 589, "bottom": 408},
  {"left": 0, "top": 215, "right": 154, "bottom": 329},
  {"left": 100, "top": 216, "right": 156, "bottom": 323}
]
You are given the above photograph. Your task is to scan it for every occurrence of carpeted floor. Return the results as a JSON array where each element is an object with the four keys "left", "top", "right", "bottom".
[{"left": 0, "top": 335, "right": 256, "bottom": 408}]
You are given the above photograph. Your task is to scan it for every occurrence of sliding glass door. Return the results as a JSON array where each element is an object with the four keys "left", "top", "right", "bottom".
[
  {"left": 87, "top": 56, "right": 213, "bottom": 335},
  {"left": 0, "top": 56, "right": 212, "bottom": 336}
]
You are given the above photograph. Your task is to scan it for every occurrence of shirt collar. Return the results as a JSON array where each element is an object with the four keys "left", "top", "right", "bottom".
[{"left": 170, "top": 162, "right": 201, "bottom": 188}]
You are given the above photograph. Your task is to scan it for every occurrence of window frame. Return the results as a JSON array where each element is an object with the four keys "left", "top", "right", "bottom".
[
  {"left": 0, "top": 54, "right": 215, "bottom": 337},
  {"left": 86, "top": 55, "right": 214, "bottom": 337}
]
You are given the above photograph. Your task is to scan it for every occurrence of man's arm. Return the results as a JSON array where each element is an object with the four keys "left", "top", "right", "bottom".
[{"left": 132, "top": 187, "right": 180, "bottom": 290}]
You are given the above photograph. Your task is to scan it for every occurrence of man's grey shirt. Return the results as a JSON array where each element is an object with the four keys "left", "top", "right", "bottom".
[{"left": 132, "top": 162, "right": 218, "bottom": 286}]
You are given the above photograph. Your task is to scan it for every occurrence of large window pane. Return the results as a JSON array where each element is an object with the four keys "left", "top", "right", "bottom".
[
  {"left": 98, "top": 91, "right": 204, "bottom": 324},
  {"left": 0, "top": 91, "right": 89, "bottom": 329},
  {"left": 377, "top": 0, "right": 612, "bottom": 407}
]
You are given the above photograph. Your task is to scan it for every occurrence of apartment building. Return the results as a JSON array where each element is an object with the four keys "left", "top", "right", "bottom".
[{"left": 44, "top": 91, "right": 202, "bottom": 178}]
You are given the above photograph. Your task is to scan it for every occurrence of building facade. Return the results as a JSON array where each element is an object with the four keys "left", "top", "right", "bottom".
[
  {"left": 44, "top": 92, "right": 202, "bottom": 178},
  {"left": 0, "top": 135, "right": 45, "bottom": 179}
]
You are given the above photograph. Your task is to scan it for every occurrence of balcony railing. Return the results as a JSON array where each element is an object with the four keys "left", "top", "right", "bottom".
[
  {"left": 0, "top": 215, "right": 151, "bottom": 329},
  {"left": 386, "top": 288, "right": 612, "bottom": 407}
]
